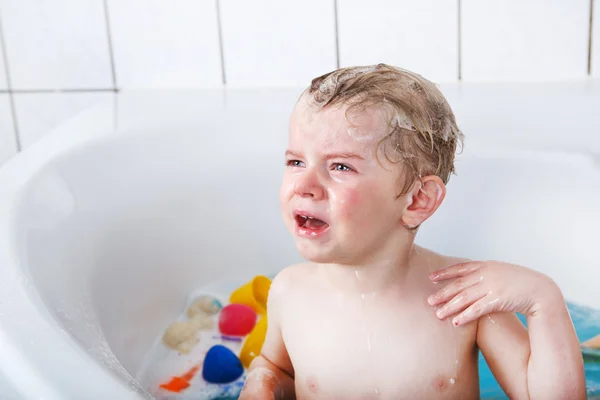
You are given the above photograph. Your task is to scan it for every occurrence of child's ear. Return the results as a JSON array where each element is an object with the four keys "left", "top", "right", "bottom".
[{"left": 400, "top": 175, "right": 446, "bottom": 229}]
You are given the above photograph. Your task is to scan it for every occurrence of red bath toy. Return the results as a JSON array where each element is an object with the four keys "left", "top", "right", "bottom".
[{"left": 218, "top": 303, "right": 257, "bottom": 336}]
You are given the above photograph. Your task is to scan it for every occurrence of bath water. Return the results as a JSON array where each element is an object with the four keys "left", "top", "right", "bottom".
[{"left": 136, "top": 275, "right": 600, "bottom": 399}]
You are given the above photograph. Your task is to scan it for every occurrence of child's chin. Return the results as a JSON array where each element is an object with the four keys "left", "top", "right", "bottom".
[{"left": 296, "top": 244, "right": 337, "bottom": 264}]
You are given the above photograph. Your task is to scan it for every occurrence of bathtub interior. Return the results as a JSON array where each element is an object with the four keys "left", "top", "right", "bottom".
[{"left": 7, "top": 88, "right": 600, "bottom": 395}]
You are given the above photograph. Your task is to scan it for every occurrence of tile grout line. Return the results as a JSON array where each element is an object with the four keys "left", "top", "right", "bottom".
[
  {"left": 457, "top": 0, "right": 462, "bottom": 81},
  {"left": 102, "top": 0, "right": 119, "bottom": 90},
  {"left": 215, "top": 0, "right": 227, "bottom": 85},
  {"left": 0, "top": 88, "right": 116, "bottom": 94},
  {"left": 334, "top": 0, "right": 340, "bottom": 69},
  {"left": 0, "top": 9, "right": 21, "bottom": 152},
  {"left": 6, "top": 94, "right": 20, "bottom": 151},
  {"left": 589, "top": 0, "right": 595, "bottom": 75}
]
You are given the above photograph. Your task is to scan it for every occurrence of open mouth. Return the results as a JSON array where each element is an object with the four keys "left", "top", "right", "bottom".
[{"left": 294, "top": 211, "right": 330, "bottom": 236}]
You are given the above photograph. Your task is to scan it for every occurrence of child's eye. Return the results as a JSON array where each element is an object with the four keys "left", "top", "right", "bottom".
[
  {"left": 332, "top": 163, "right": 353, "bottom": 172},
  {"left": 286, "top": 159, "right": 305, "bottom": 168}
]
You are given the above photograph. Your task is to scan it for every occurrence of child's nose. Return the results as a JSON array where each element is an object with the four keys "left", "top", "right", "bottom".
[{"left": 293, "top": 168, "right": 325, "bottom": 200}]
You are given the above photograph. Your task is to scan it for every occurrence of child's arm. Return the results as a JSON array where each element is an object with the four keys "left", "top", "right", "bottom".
[
  {"left": 477, "top": 294, "right": 584, "bottom": 399},
  {"left": 428, "top": 261, "right": 586, "bottom": 399},
  {"left": 239, "top": 270, "right": 296, "bottom": 400}
]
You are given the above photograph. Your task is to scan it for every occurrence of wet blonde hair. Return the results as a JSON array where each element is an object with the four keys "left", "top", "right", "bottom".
[{"left": 305, "top": 63, "right": 464, "bottom": 196}]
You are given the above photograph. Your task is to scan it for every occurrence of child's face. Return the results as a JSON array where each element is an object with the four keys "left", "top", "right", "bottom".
[{"left": 280, "top": 97, "right": 407, "bottom": 264}]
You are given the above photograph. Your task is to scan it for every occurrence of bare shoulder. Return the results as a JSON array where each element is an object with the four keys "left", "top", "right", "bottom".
[
  {"left": 268, "top": 263, "right": 315, "bottom": 302},
  {"left": 438, "top": 254, "right": 471, "bottom": 269},
  {"left": 413, "top": 245, "right": 470, "bottom": 273}
]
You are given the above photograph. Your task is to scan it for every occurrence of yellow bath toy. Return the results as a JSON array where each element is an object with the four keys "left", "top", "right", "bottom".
[
  {"left": 239, "top": 316, "right": 268, "bottom": 368},
  {"left": 229, "top": 275, "right": 271, "bottom": 314}
]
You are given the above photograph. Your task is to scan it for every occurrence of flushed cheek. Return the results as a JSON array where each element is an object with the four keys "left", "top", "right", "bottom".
[{"left": 331, "top": 188, "right": 361, "bottom": 221}]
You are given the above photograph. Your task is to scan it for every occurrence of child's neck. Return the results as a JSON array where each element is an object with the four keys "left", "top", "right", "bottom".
[{"left": 320, "top": 234, "right": 420, "bottom": 294}]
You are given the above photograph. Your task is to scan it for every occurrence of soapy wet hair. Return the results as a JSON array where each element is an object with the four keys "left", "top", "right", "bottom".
[{"left": 305, "top": 63, "right": 464, "bottom": 196}]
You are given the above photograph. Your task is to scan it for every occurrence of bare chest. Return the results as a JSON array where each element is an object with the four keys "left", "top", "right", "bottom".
[{"left": 282, "top": 291, "right": 479, "bottom": 399}]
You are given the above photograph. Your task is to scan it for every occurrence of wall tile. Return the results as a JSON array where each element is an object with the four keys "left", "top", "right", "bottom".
[
  {"left": 593, "top": 0, "right": 599, "bottom": 77},
  {"left": 0, "top": 94, "right": 16, "bottom": 166},
  {"left": 0, "top": 35, "right": 7, "bottom": 90},
  {"left": 338, "top": 0, "right": 458, "bottom": 82},
  {"left": 0, "top": 0, "right": 113, "bottom": 89},
  {"left": 462, "top": 0, "right": 589, "bottom": 81},
  {"left": 13, "top": 92, "right": 112, "bottom": 148},
  {"left": 220, "top": 0, "right": 337, "bottom": 87},
  {"left": 107, "top": 0, "right": 222, "bottom": 88}
]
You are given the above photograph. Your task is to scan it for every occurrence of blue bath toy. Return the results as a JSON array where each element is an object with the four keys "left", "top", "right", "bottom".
[{"left": 202, "top": 345, "right": 244, "bottom": 384}]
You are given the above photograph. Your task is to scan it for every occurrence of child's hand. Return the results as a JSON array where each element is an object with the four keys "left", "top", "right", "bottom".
[{"left": 427, "top": 261, "right": 560, "bottom": 326}]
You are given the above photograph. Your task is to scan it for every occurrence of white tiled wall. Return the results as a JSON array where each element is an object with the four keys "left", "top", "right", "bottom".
[
  {"left": 219, "top": 0, "right": 337, "bottom": 87},
  {"left": 0, "top": 1, "right": 596, "bottom": 168},
  {"left": 462, "top": 0, "right": 589, "bottom": 81},
  {"left": 593, "top": 0, "right": 599, "bottom": 77},
  {"left": 0, "top": 94, "right": 16, "bottom": 165},
  {"left": 338, "top": 0, "right": 458, "bottom": 83},
  {"left": 106, "top": 0, "right": 222, "bottom": 88},
  {"left": 13, "top": 92, "right": 113, "bottom": 149},
  {"left": 0, "top": 0, "right": 113, "bottom": 90},
  {"left": 0, "top": 37, "right": 6, "bottom": 90}
]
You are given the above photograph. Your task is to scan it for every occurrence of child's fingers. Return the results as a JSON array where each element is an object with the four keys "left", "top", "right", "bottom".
[
  {"left": 427, "top": 274, "right": 482, "bottom": 306},
  {"left": 429, "top": 261, "right": 484, "bottom": 282},
  {"left": 434, "top": 287, "right": 488, "bottom": 320},
  {"left": 451, "top": 295, "right": 494, "bottom": 327}
]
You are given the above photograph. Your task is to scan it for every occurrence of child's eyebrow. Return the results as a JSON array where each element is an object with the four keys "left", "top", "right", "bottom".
[
  {"left": 324, "top": 152, "right": 365, "bottom": 160},
  {"left": 284, "top": 150, "right": 302, "bottom": 158},
  {"left": 284, "top": 150, "right": 365, "bottom": 160}
]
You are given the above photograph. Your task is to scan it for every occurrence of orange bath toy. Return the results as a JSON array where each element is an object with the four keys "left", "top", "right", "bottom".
[
  {"left": 239, "top": 316, "right": 268, "bottom": 368},
  {"left": 229, "top": 275, "right": 271, "bottom": 314},
  {"left": 159, "top": 364, "right": 199, "bottom": 393}
]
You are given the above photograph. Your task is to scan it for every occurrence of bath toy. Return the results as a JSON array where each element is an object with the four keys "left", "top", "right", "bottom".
[
  {"left": 159, "top": 364, "right": 199, "bottom": 393},
  {"left": 162, "top": 315, "right": 213, "bottom": 353},
  {"left": 160, "top": 376, "right": 190, "bottom": 393},
  {"left": 229, "top": 275, "right": 271, "bottom": 314},
  {"left": 202, "top": 345, "right": 244, "bottom": 384},
  {"left": 187, "top": 295, "right": 223, "bottom": 317},
  {"left": 582, "top": 334, "right": 600, "bottom": 349},
  {"left": 239, "top": 316, "right": 268, "bottom": 368},
  {"left": 190, "top": 312, "right": 216, "bottom": 330},
  {"left": 218, "top": 303, "right": 257, "bottom": 336},
  {"left": 162, "top": 320, "right": 201, "bottom": 354}
]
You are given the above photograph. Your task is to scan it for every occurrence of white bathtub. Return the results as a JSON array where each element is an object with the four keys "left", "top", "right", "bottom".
[{"left": 0, "top": 84, "right": 599, "bottom": 399}]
